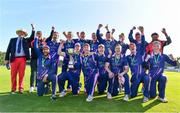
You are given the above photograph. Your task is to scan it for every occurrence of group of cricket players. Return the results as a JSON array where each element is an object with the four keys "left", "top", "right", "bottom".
[{"left": 7, "top": 24, "right": 178, "bottom": 103}]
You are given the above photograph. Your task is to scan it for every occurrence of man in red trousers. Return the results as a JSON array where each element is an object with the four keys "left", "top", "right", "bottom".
[{"left": 5, "top": 25, "right": 34, "bottom": 94}]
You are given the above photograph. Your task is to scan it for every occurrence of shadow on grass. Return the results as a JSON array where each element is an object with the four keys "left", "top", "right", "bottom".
[{"left": 0, "top": 91, "right": 161, "bottom": 112}]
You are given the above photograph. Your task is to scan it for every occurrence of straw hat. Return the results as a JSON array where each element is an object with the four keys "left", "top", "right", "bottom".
[{"left": 16, "top": 29, "right": 28, "bottom": 37}]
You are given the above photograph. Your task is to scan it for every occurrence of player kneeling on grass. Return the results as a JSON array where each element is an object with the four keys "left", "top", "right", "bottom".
[
  {"left": 126, "top": 43, "right": 150, "bottom": 102},
  {"left": 105, "top": 44, "right": 130, "bottom": 101},
  {"left": 145, "top": 41, "right": 177, "bottom": 103},
  {"left": 81, "top": 43, "right": 99, "bottom": 102},
  {"left": 34, "top": 37, "right": 57, "bottom": 100},
  {"left": 57, "top": 42, "right": 81, "bottom": 97}
]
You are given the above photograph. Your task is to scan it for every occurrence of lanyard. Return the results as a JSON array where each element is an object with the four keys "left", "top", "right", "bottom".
[
  {"left": 115, "top": 56, "right": 120, "bottom": 65},
  {"left": 131, "top": 55, "right": 136, "bottom": 65},
  {"left": 73, "top": 53, "right": 79, "bottom": 61},
  {"left": 154, "top": 54, "right": 160, "bottom": 64},
  {"left": 42, "top": 57, "right": 46, "bottom": 67},
  {"left": 83, "top": 56, "right": 89, "bottom": 66},
  {"left": 67, "top": 41, "right": 72, "bottom": 48},
  {"left": 106, "top": 41, "right": 111, "bottom": 48}
]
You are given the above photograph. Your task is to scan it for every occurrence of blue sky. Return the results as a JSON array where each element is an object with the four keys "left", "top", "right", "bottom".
[{"left": 0, "top": 0, "right": 180, "bottom": 56}]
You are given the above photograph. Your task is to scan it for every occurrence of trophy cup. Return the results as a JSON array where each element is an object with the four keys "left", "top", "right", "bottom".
[{"left": 67, "top": 48, "right": 74, "bottom": 69}]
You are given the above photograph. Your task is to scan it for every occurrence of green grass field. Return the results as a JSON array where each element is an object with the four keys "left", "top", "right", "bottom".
[{"left": 0, "top": 66, "right": 180, "bottom": 112}]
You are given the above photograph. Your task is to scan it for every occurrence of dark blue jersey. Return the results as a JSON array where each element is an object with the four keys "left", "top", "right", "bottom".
[
  {"left": 117, "top": 41, "right": 129, "bottom": 55},
  {"left": 96, "top": 29, "right": 117, "bottom": 56},
  {"left": 126, "top": 53, "right": 145, "bottom": 76},
  {"left": 146, "top": 53, "right": 177, "bottom": 77},
  {"left": 34, "top": 38, "right": 55, "bottom": 80},
  {"left": 128, "top": 30, "right": 148, "bottom": 56},
  {"left": 86, "top": 40, "right": 99, "bottom": 53},
  {"left": 62, "top": 40, "right": 76, "bottom": 53},
  {"left": 94, "top": 54, "right": 108, "bottom": 75},
  {"left": 108, "top": 54, "right": 128, "bottom": 75},
  {"left": 81, "top": 54, "right": 98, "bottom": 76},
  {"left": 46, "top": 41, "right": 60, "bottom": 63}
]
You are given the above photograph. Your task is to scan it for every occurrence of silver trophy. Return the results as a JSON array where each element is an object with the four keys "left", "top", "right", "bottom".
[{"left": 67, "top": 48, "right": 74, "bottom": 69}]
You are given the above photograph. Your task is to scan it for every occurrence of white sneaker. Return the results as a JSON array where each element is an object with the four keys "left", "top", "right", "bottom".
[
  {"left": 86, "top": 95, "right": 93, "bottom": 102},
  {"left": 59, "top": 91, "right": 66, "bottom": 97},
  {"left": 143, "top": 96, "right": 149, "bottom": 103},
  {"left": 123, "top": 95, "right": 129, "bottom": 101},
  {"left": 119, "top": 87, "right": 124, "bottom": 93},
  {"left": 158, "top": 97, "right": 168, "bottom": 103},
  {"left": 107, "top": 92, "right": 112, "bottom": 100},
  {"left": 11, "top": 91, "right": 16, "bottom": 94},
  {"left": 122, "top": 88, "right": 125, "bottom": 92},
  {"left": 29, "top": 87, "right": 34, "bottom": 93}
]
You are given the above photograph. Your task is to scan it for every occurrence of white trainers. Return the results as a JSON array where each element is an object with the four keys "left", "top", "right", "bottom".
[
  {"left": 86, "top": 95, "right": 93, "bottom": 102},
  {"left": 107, "top": 92, "right": 112, "bottom": 100},
  {"left": 143, "top": 96, "right": 149, "bottom": 103},
  {"left": 59, "top": 91, "right": 66, "bottom": 97},
  {"left": 29, "top": 87, "right": 34, "bottom": 93},
  {"left": 158, "top": 97, "right": 168, "bottom": 103},
  {"left": 123, "top": 95, "right": 129, "bottom": 101},
  {"left": 11, "top": 91, "right": 16, "bottom": 94}
]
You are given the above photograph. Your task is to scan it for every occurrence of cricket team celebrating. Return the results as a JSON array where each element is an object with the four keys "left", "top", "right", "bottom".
[{"left": 5, "top": 24, "right": 177, "bottom": 103}]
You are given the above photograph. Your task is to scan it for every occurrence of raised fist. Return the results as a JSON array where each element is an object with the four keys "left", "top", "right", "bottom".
[
  {"left": 31, "top": 24, "right": 35, "bottom": 30},
  {"left": 105, "top": 24, "right": 108, "bottom": 29},
  {"left": 132, "top": 26, "right": 136, "bottom": 30},
  {"left": 52, "top": 26, "right": 55, "bottom": 30},
  {"left": 77, "top": 32, "right": 80, "bottom": 36},
  {"left": 161, "top": 28, "right": 167, "bottom": 34},
  {"left": 98, "top": 24, "right": 103, "bottom": 29},
  {"left": 138, "top": 26, "right": 144, "bottom": 33},
  {"left": 112, "top": 28, "right": 115, "bottom": 34},
  {"left": 63, "top": 31, "right": 66, "bottom": 35}
]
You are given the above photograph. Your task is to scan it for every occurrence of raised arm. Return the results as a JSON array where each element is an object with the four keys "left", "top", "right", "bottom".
[
  {"left": 63, "top": 31, "right": 68, "bottom": 38},
  {"left": 139, "top": 26, "right": 148, "bottom": 49},
  {"left": 105, "top": 24, "right": 110, "bottom": 32},
  {"left": 45, "top": 26, "right": 55, "bottom": 42},
  {"left": 111, "top": 28, "right": 115, "bottom": 35},
  {"left": 162, "top": 28, "right": 172, "bottom": 46},
  {"left": 26, "top": 24, "right": 35, "bottom": 43},
  {"left": 111, "top": 28, "right": 117, "bottom": 41},
  {"left": 76, "top": 32, "right": 81, "bottom": 39},
  {"left": 34, "top": 37, "right": 42, "bottom": 57},
  {"left": 128, "top": 26, "right": 136, "bottom": 43},
  {"left": 138, "top": 26, "right": 145, "bottom": 42},
  {"left": 96, "top": 24, "right": 104, "bottom": 44}
]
